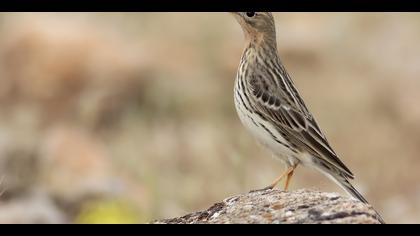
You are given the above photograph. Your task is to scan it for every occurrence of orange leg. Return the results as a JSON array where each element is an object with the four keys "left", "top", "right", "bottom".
[
  {"left": 284, "top": 167, "right": 295, "bottom": 191},
  {"left": 261, "top": 165, "right": 296, "bottom": 191}
]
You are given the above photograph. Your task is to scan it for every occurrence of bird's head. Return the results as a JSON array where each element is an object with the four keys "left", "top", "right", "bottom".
[{"left": 230, "top": 12, "right": 276, "bottom": 45}]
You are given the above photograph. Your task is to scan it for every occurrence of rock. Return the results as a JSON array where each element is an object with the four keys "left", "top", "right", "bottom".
[{"left": 152, "top": 189, "right": 383, "bottom": 224}]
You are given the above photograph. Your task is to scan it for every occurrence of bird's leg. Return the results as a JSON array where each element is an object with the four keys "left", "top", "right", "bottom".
[
  {"left": 284, "top": 165, "right": 297, "bottom": 191},
  {"left": 258, "top": 166, "right": 295, "bottom": 191}
]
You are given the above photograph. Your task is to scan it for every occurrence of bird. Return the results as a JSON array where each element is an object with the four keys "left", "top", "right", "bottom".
[{"left": 231, "top": 12, "right": 385, "bottom": 223}]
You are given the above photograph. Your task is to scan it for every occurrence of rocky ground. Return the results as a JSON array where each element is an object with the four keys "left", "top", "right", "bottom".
[{"left": 153, "top": 189, "right": 384, "bottom": 224}]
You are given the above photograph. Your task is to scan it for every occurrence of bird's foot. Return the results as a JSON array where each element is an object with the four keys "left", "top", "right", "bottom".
[{"left": 249, "top": 185, "right": 275, "bottom": 193}]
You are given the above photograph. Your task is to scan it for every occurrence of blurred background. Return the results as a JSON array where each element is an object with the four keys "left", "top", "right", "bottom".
[{"left": 0, "top": 12, "right": 419, "bottom": 224}]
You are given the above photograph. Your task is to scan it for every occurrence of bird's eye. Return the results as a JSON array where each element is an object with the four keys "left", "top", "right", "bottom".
[{"left": 246, "top": 12, "right": 256, "bottom": 18}]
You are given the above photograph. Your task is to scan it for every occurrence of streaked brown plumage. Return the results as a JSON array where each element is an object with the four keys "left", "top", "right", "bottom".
[{"left": 231, "top": 12, "right": 384, "bottom": 223}]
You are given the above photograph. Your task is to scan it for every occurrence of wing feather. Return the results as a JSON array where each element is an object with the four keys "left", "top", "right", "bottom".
[{"left": 249, "top": 75, "right": 354, "bottom": 178}]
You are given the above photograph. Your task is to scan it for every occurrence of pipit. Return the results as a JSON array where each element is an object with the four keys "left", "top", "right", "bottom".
[{"left": 231, "top": 12, "right": 384, "bottom": 223}]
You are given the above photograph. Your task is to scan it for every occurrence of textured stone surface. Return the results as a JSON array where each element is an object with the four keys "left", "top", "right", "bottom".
[{"left": 152, "top": 189, "right": 383, "bottom": 224}]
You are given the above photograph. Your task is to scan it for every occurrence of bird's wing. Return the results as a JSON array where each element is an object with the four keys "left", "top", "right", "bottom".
[{"left": 249, "top": 73, "right": 354, "bottom": 179}]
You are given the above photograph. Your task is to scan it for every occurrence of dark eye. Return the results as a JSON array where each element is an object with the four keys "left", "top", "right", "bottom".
[{"left": 246, "top": 12, "right": 256, "bottom": 18}]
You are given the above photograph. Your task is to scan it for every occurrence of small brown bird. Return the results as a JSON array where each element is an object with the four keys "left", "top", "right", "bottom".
[{"left": 231, "top": 12, "right": 384, "bottom": 223}]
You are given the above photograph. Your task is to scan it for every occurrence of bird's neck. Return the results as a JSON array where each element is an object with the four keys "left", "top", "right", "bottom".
[
  {"left": 245, "top": 33, "right": 277, "bottom": 49},
  {"left": 243, "top": 39, "right": 279, "bottom": 63},
  {"left": 244, "top": 31, "right": 277, "bottom": 52}
]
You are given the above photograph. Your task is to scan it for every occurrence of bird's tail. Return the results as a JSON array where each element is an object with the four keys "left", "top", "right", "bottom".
[{"left": 324, "top": 171, "right": 386, "bottom": 224}]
